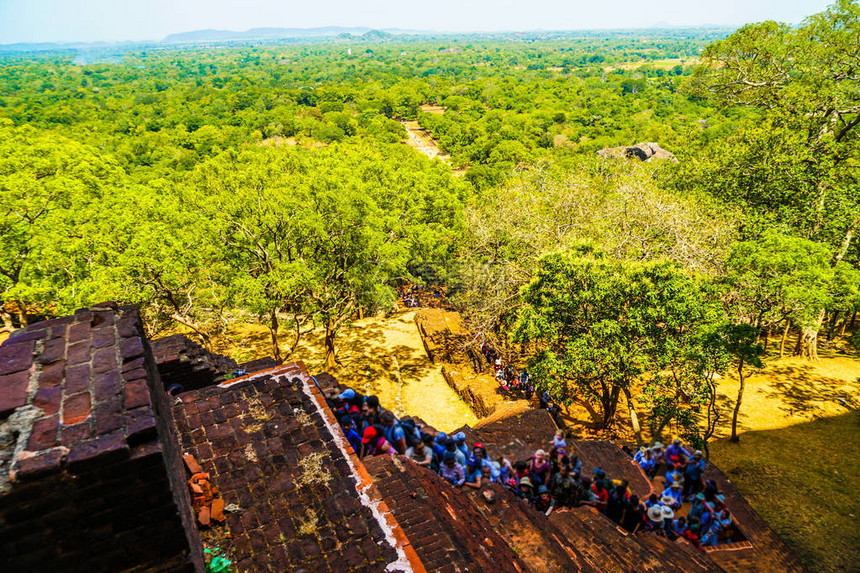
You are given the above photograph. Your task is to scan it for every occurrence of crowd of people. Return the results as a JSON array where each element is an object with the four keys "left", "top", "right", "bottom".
[
  {"left": 479, "top": 338, "right": 564, "bottom": 425},
  {"left": 398, "top": 283, "right": 444, "bottom": 309},
  {"left": 326, "top": 387, "right": 740, "bottom": 551}
]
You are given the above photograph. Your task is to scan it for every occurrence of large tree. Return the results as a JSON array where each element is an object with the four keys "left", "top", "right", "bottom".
[
  {"left": 687, "top": 0, "right": 860, "bottom": 358},
  {"left": 514, "top": 251, "right": 725, "bottom": 432},
  {"left": 0, "top": 121, "right": 122, "bottom": 327}
]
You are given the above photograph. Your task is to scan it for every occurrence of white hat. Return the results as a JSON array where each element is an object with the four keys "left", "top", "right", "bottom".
[
  {"left": 652, "top": 442, "right": 664, "bottom": 451},
  {"left": 647, "top": 505, "right": 663, "bottom": 522},
  {"left": 661, "top": 506, "right": 675, "bottom": 520},
  {"left": 661, "top": 495, "right": 675, "bottom": 506}
]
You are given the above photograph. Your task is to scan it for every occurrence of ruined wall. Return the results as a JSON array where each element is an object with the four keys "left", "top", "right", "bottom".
[{"left": 0, "top": 304, "right": 203, "bottom": 572}]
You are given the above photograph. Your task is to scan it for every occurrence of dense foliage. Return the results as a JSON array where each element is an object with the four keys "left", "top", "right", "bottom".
[{"left": 1, "top": 3, "right": 858, "bottom": 442}]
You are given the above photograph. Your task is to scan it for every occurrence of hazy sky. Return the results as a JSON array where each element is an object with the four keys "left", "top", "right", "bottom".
[{"left": 0, "top": 0, "right": 833, "bottom": 44}]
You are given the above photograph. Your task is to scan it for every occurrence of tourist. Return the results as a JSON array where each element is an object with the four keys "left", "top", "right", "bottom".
[
  {"left": 661, "top": 493, "right": 680, "bottom": 512},
  {"left": 646, "top": 505, "right": 664, "bottom": 531},
  {"left": 439, "top": 452, "right": 465, "bottom": 486},
  {"left": 660, "top": 506, "right": 675, "bottom": 535},
  {"left": 362, "top": 426, "right": 394, "bottom": 457},
  {"left": 575, "top": 476, "right": 595, "bottom": 506},
  {"left": 380, "top": 410, "right": 407, "bottom": 455},
  {"left": 534, "top": 485, "right": 556, "bottom": 516},
  {"left": 473, "top": 443, "right": 499, "bottom": 480},
  {"left": 553, "top": 430, "right": 567, "bottom": 455},
  {"left": 621, "top": 495, "right": 645, "bottom": 534},
  {"left": 453, "top": 432, "right": 470, "bottom": 458},
  {"left": 589, "top": 478, "right": 609, "bottom": 513},
  {"left": 516, "top": 476, "right": 535, "bottom": 501},
  {"left": 662, "top": 482, "right": 683, "bottom": 510},
  {"left": 551, "top": 464, "right": 578, "bottom": 508},
  {"left": 432, "top": 432, "right": 448, "bottom": 464},
  {"left": 362, "top": 395, "right": 383, "bottom": 427},
  {"left": 683, "top": 451, "right": 706, "bottom": 499},
  {"left": 405, "top": 439, "right": 433, "bottom": 467},
  {"left": 464, "top": 456, "right": 483, "bottom": 489},
  {"left": 497, "top": 456, "right": 514, "bottom": 483},
  {"left": 672, "top": 515, "right": 689, "bottom": 537},
  {"left": 634, "top": 446, "right": 655, "bottom": 477},
  {"left": 337, "top": 413, "right": 363, "bottom": 456},
  {"left": 529, "top": 449, "right": 551, "bottom": 485},
  {"left": 480, "top": 464, "right": 496, "bottom": 485},
  {"left": 665, "top": 438, "right": 691, "bottom": 468},
  {"left": 606, "top": 484, "right": 629, "bottom": 524},
  {"left": 445, "top": 438, "right": 466, "bottom": 467}
]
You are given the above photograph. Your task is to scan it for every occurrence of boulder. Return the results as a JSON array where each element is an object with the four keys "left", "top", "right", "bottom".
[{"left": 596, "top": 141, "right": 678, "bottom": 163}]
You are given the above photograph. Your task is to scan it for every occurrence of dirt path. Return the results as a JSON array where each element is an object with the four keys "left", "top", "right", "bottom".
[
  {"left": 212, "top": 311, "right": 478, "bottom": 432},
  {"left": 401, "top": 121, "right": 450, "bottom": 162}
]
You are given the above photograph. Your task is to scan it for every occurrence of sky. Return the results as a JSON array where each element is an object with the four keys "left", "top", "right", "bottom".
[{"left": 0, "top": 0, "right": 834, "bottom": 44}]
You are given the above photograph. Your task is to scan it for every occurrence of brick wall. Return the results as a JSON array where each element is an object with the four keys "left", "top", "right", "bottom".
[{"left": 0, "top": 304, "right": 203, "bottom": 572}]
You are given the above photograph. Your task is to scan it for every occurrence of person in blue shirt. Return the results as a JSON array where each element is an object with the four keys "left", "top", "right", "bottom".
[
  {"left": 665, "top": 439, "right": 692, "bottom": 468},
  {"left": 634, "top": 446, "right": 655, "bottom": 477},
  {"left": 337, "top": 414, "right": 363, "bottom": 456},
  {"left": 453, "top": 432, "right": 470, "bottom": 459},
  {"left": 683, "top": 450, "right": 707, "bottom": 499},
  {"left": 661, "top": 483, "right": 683, "bottom": 510},
  {"left": 380, "top": 410, "right": 407, "bottom": 454},
  {"left": 464, "top": 456, "right": 483, "bottom": 489}
]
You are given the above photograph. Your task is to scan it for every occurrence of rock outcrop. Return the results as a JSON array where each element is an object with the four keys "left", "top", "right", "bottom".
[{"left": 597, "top": 141, "right": 679, "bottom": 163}]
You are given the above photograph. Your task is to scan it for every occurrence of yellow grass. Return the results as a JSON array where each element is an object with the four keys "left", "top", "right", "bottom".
[{"left": 211, "top": 310, "right": 478, "bottom": 432}]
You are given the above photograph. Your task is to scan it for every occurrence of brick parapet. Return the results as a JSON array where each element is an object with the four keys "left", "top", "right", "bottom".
[{"left": 0, "top": 303, "right": 202, "bottom": 572}]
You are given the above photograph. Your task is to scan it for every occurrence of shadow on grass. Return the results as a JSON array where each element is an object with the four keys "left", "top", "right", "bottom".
[
  {"left": 761, "top": 364, "right": 859, "bottom": 416},
  {"left": 709, "top": 411, "right": 860, "bottom": 573}
]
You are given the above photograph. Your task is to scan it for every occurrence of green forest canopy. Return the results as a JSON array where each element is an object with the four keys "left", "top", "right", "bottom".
[{"left": 1, "top": 3, "right": 858, "bottom": 438}]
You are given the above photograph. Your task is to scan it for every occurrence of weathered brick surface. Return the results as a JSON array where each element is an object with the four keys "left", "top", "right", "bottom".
[
  {"left": 365, "top": 455, "right": 529, "bottom": 572},
  {"left": 172, "top": 366, "right": 401, "bottom": 572},
  {"left": 700, "top": 463, "right": 807, "bottom": 572},
  {"left": 574, "top": 439, "right": 653, "bottom": 500},
  {"left": 150, "top": 334, "right": 240, "bottom": 392},
  {"left": 0, "top": 304, "right": 203, "bottom": 573}
]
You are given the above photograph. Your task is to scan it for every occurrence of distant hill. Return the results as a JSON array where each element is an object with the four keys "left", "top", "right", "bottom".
[{"left": 162, "top": 27, "right": 378, "bottom": 43}]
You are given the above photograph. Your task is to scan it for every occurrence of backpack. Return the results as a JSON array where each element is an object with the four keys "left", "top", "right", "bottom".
[{"left": 399, "top": 419, "right": 422, "bottom": 448}]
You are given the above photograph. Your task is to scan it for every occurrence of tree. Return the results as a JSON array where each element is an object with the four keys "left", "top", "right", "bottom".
[
  {"left": 514, "top": 252, "right": 724, "bottom": 431},
  {"left": 688, "top": 0, "right": 860, "bottom": 358},
  {"left": 0, "top": 121, "right": 122, "bottom": 326},
  {"left": 185, "top": 143, "right": 463, "bottom": 366},
  {"left": 725, "top": 231, "right": 834, "bottom": 359},
  {"left": 721, "top": 324, "right": 764, "bottom": 442}
]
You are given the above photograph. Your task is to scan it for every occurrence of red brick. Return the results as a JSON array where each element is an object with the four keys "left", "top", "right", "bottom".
[
  {"left": 121, "top": 357, "right": 145, "bottom": 373},
  {"left": 66, "top": 341, "right": 92, "bottom": 366},
  {"left": 90, "top": 310, "right": 115, "bottom": 328},
  {"left": 67, "top": 432, "right": 129, "bottom": 472},
  {"left": 7, "top": 328, "right": 47, "bottom": 342},
  {"left": 124, "top": 377, "right": 151, "bottom": 409},
  {"left": 120, "top": 336, "right": 144, "bottom": 362},
  {"left": 93, "top": 369, "right": 122, "bottom": 401},
  {"left": 0, "top": 369, "right": 30, "bottom": 417},
  {"left": 38, "top": 360, "right": 66, "bottom": 388},
  {"left": 67, "top": 321, "right": 91, "bottom": 344},
  {"left": 91, "top": 328, "right": 116, "bottom": 349},
  {"left": 27, "top": 415, "right": 59, "bottom": 451},
  {"left": 33, "top": 385, "right": 62, "bottom": 416},
  {"left": 37, "top": 337, "right": 66, "bottom": 364},
  {"left": 63, "top": 392, "right": 92, "bottom": 425},
  {"left": 0, "top": 339, "right": 35, "bottom": 375},
  {"left": 61, "top": 421, "right": 93, "bottom": 446},
  {"left": 117, "top": 315, "right": 139, "bottom": 338},
  {"left": 65, "top": 363, "right": 91, "bottom": 394},
  {"left": 14, "top": 448, "right": 66, "bottom": 480},
  {"left": 95, "top": 398, "right": 124, "bottom": 434},
  {"left": 91, "top": 347, "right": 117, "bottom": 374},
  {"left": 127, "top": 407, "right": 157, "bottom": 444}
]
